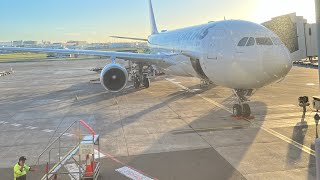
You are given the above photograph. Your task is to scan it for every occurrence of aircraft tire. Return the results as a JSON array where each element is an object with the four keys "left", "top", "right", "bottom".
[
  {"left": 134, "top": 77, "right": 140, "bottom": 89},
  {"left": 143, "top": 78, "right": 150, "bottom": 88},
  {"left": 233, "top": 104, "right": 242, "bottom": 116},
  {"left": 242, "top": 104, "right": 251, "bottom": 117}
]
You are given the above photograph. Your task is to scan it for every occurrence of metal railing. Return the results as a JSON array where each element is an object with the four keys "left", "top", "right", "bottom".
[
  {"left": 36, "top": 119, "right": 101, "bottom": 180},
  {"left": 37, "top": 120, "right": 79, "bottom": 166}
]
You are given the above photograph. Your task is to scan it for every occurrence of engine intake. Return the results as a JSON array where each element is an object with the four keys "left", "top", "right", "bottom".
[{"left": 100, "top": 63, "right": 128, "bottom": 92}]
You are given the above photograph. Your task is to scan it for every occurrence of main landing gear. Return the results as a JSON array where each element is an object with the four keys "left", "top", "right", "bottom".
[
  {"left": 232, "top": 89, "right": 254, "bottom": 117},
  {"left": 133, "top": 73, "right": 150, "bottom": 89},
  {"left": 132, "top": 63, "right": 151, "bottom": 89}
]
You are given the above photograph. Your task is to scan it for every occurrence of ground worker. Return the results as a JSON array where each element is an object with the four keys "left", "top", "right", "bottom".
[{"left": 13, "top": 156, "right": 35, "bottom": 180}]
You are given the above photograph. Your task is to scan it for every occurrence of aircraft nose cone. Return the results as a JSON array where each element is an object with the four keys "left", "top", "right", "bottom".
[
  {"left": 261, "top": 47, "right": 292, "bottom": 83},
  {"left": 279, "top": 48, "right": 293, "bottom": 76}
]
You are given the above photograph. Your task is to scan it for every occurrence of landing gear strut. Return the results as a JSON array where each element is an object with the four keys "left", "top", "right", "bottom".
[
  {"left": 131, "top": 63, "right": 151, "bottom": 89},
  {"left": 134, "top": 75, "right": 141, "bottom": 89},
  {"left": 200, "top": 79, "right": 211, "bottom": 88},
  {"left": 232, "top": 89, "right": 254, "bottom": 117},
  {"left": 142, "top": 73, "right": 150, "bottom": 88}
]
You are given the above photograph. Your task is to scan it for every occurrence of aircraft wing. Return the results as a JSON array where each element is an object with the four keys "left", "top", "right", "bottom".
[
  {"left": 0, "top": 47, "right": 175, "bottom": 66},
  {"left": 110, "top": 36, "right": 148, "bottom": 41}
]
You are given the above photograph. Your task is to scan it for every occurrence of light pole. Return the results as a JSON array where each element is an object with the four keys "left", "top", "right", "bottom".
[
  {"left": 315, "top": 0, "right": 320, "bottom": 179},
  {"left": 317, "top": 0, "right": 320, "bottom": 84}
]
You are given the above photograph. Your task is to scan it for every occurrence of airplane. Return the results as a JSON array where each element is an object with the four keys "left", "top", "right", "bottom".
[{"left": 0, "top": 0, "right": 292, "bottom": 117}]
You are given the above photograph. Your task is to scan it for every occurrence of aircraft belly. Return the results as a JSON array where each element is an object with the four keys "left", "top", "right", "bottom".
[
  {"left": 159, "top": 55, "right": 199, "bottom": 77},
  {"left": 201, "top": 57, "right": 264, "bottom": 89}
]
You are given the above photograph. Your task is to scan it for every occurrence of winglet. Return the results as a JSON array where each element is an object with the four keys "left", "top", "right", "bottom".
[{"left": 149, "top": 0, "right": 159, "bottom": 35}]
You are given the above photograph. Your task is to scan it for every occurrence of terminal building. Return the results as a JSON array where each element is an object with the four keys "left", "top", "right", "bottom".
[{"left": 263, "top": 13, "right": 318, "bottom": 61}]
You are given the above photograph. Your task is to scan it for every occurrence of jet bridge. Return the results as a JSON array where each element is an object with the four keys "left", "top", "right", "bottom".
[{"left": 263, "top": 13, "right": 318, "bottom": 61}]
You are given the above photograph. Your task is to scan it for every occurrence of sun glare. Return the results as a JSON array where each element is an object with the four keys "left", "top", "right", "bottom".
[{"left": 252, "top": 0, "right": 316, "bottom": 23}]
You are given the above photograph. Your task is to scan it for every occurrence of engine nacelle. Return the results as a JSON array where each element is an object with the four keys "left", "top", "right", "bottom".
[{"left": 100, "top": 63, "right": 128, "bottom": 92}]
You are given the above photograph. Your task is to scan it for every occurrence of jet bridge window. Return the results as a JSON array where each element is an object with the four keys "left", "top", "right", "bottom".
[
  {"left": 237, "top": 37, "right": 249, "bottom": 46},
  {"left": 246, "top": 37, "right": 255, "bottom": 46},
  {"left": 256, "top": 37, "right": 273, "bottom": 45}
]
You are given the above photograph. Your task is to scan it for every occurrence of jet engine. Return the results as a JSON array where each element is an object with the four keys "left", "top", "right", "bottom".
[{"left": 100, "top": 63, "right": 128, "bottom": 92}]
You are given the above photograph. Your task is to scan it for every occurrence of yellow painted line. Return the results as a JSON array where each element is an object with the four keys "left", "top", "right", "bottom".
[
  {"left": 258, "top": 126, "right": 315, "bottom": 156},
  {"left": 166, "top": 78, "right": 233, "bottom": 113},
  {"left": 166, "top": 78, "right": 316, "bottom": 156},
  {"left": 171, "top": 125, "right": 250, "bottom": 134}
]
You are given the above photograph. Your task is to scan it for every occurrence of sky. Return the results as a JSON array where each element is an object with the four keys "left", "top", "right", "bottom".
[{"left": 0, "top": 0, "right": 316, "bottom": 42}]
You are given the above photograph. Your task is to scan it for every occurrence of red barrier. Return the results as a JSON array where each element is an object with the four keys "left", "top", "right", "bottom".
[{"left": 80, "top": 119, "right": 95, "bottom": 138}]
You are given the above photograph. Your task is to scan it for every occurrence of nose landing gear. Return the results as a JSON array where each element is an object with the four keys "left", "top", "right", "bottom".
[{"left": 232, "top": 89, "right": 254, "bottom": 118}]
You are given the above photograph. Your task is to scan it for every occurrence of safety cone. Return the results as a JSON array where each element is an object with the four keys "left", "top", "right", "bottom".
[{"left": 84, "top": 154, "right": 93, "bottom": 177}]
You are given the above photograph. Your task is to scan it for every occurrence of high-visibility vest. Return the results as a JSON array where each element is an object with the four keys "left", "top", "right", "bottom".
[{"left": 13, "top": 163, "right": 30, "bottom": 180}]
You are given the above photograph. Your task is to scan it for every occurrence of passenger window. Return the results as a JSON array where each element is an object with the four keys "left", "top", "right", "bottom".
[
  {"left": 246, "top": 37, "right": 255, "bottom": 46},
  {"left": 256, "top": 37, "right": 273, "bottom": 45},
  {"left": 237, "top": 37, "right": 249, "bottom": 46}
]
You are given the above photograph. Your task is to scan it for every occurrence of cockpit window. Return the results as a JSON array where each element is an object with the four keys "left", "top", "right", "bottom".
[
  {"left": 246, "top": 37, "right": 255, "bottom": 46},
  {"left": 237, "top": 37, "right": 249, "bottom": 46},
  {"left": 256, "top": 37, "right": 273, "bottom": 45},
  {"left": 271, "top": 37, "right": 283, "bottom": 45}
]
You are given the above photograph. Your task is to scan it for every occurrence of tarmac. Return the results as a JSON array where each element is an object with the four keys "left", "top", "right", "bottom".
[{"left": 0, "top": 59, "right": 319, "bottom": 179}]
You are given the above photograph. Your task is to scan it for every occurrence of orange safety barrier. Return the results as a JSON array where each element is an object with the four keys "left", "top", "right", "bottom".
[{"left": 84, "top": 154, "right": 96, "bottom": 177}]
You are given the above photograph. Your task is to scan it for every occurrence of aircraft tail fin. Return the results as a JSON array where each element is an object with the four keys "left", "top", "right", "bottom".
[{"left": 149, "top": 0, "right": 159, "bottom": 35}]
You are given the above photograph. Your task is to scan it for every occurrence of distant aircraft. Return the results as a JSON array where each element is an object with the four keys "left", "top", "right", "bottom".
[{"left": 0, "top": 0, "right": 292, "bottom": 117}]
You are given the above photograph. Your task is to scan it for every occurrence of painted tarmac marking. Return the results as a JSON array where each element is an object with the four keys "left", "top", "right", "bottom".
[
  {"left": 172, "top": 125, "right": 250, "bottom": 134},
  {"left": 265, "top": 104, "right": 296, "bottom": 108},
  {"left": 25, "top": 126, "right": 38, "bottom": 130},
  {"left": 256, "top": 125, "right": 315, "bottom": 156},
  {"left": 166, "top": 78, "right": 232, "bottom": 113},
  {"left": 116, "top": 166, "right": 154, "bottom": 180},
  {"left": 64, "top": 163, "right": 80, "bottom": 180},
  {"left": 11, "top": 123, "right": 22, "bottom": 127},
  {"left": 96, "top": 149, "right": 158, "bottom": 180},
  {"left": 255, "top": 112, "right": 305, "bottom": 119},
  {"left": 42, "top": 129, "right": 54, "bottom": 133},
  {"left": 94, "top": 149, "right": 106, "bottom": 158},
  {"left": 306, "top": 83, "right": 316, "bottom": 86},
  {"left": 166, "top": 78, "right": 316, "bottom": 156},
  {"left": 60, "top": 133, "right": 74, "bottom": 137}
]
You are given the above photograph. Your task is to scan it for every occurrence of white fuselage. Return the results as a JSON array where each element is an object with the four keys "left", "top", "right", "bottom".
[{"left": 148, "top": 20, "right": 292, "bottom": 90}]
